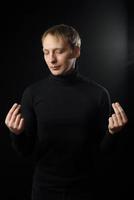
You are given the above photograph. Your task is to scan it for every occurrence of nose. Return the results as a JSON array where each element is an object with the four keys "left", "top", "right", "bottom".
[{"left": 49, "top": 52, "right": 57, "bottom": 64}]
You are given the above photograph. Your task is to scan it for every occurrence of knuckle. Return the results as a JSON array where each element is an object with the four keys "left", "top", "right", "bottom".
[
  {"left": 125, "top": 119, "right": 128, "bottom": 123},
  {"left": 114, "top": 124, "right": 118, "bottom": 128},
  {"left": 13, "top": 125, "right": 16, "bottom": 129},
  {"left": 110, "top": 126, "right": 114, "bottom": 130},
  {"left": 18, "top": 114, "right": 21, "bottom": 118},
  {"left": 123, "top": 121, "right": 127, "bottom": 126},
  {"left": 118, "top": 123, "right": 123, "bottom": 127},
  {"left": 8, "top": 124, "right": 13, "bottom": 129},
  {"left": 119, "top": 122, "right": 123, "bottom": 127},
  {"left": 8, "top": 122, "right": 14, "bottom": 129}
]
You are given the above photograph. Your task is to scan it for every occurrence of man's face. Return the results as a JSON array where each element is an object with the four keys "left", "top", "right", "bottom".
[{"left": 42, "top": 34, "right": 79, "bottom": 76}]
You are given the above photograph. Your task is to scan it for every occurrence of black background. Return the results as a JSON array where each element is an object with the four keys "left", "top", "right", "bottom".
[{"left": 0, "top": 0, "right": 132, "bottom": 199}]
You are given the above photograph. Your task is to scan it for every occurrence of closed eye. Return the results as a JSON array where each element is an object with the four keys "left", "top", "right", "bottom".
[
  {"left": 55, "top": 49, "right": 64, "bottom": 54},
  {"left": 43, "top": 50, "right": 49, "bottom": 55}
]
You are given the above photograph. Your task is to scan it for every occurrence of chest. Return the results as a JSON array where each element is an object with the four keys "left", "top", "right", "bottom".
[
  {"left": 33, "top": 85, "right": 100, "bottom": 147},
  {"left": 34, "top": 86, "right": 98, "bottom": 125}
]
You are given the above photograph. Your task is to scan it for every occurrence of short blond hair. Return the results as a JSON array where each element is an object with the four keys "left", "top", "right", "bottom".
[{"left": 41, "top": 24, "right": 81, "bottom": 49}]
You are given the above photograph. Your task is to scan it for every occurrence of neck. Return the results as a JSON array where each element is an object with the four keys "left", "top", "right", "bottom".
[
  {"left": 62, "top": 66, "right": 75, "bottom": 76},
  {"left": 48, "top": 65, "right": 79, "bottom": 83}
]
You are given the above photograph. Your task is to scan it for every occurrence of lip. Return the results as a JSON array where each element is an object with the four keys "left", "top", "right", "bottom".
[{"left": 51, "top": 66, "right": 60, "bottom": 69}]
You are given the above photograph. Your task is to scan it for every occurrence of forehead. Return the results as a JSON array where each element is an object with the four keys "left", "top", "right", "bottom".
[{"left": 42, "top": 34, "right": 69, "bottom": 49}]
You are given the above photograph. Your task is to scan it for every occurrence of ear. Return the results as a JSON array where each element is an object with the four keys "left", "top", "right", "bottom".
[{"left": 72, "top": 46, "right": 80, "bottom": 58}]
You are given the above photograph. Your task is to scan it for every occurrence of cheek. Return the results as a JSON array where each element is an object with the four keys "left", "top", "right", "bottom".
[
  {"left": 58, "top": 54, "right": 70, "bottom": 63},
  {"left": 43, "top": 54, "right": 46, "bottom": 60},
  {"left": 44, "top": 56, "right": 48, "bottom": 63}
]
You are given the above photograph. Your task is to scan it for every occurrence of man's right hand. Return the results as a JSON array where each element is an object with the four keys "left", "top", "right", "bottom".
[{"left": 5, "top": 103, "right": 25, "bottom": 135}]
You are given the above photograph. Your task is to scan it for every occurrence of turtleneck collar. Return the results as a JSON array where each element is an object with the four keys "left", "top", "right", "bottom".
[{"left": 48, "top": 66, "right": 79, "bottom": 83}]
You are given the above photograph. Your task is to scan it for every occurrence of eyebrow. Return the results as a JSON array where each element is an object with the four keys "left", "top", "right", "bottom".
[{"left": 43, "top": 48, "right": 64, "bottom": 51}]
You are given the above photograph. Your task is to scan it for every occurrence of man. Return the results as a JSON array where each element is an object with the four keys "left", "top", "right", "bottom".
[{"left": 5, "top": 24, "right": 128, "bottom": 200}]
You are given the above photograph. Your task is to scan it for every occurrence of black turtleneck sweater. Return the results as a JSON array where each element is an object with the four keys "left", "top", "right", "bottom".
[{"left": 10, "top": 68, "right": 118, "bottom": 190}]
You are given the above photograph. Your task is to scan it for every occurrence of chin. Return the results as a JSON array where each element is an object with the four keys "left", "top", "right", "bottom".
[{"left": 51, "top": 70, "right": 63, "bottom": 76}]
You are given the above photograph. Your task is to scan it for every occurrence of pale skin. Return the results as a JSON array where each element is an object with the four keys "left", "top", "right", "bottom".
[
  {"left": 5, "top": 34, "right": 128, "bottom": 135},
  {"left": 108, "top": 102, "right": 128, "bottom": 134}
]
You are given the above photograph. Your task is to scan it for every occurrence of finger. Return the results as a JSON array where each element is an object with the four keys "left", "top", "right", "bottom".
[
  {"left": 108, "top": 117, "right": 114, "bottom": 129},
  {"left": 112, "top": 103, "right": 123, "bottom": 126},
  {"left": 18, "top": 118, "right": 25, "bottom": 130},
  {"left": 112, "top": 114, "right": 118, "bottom": 127},
  {"left": 8, "top": 105, "right": 21, "bottom": 127},
  {"left": 5, "top": 103, "right": 20, "bottom": 124},
  {"left": 114, "top": 102, "right": 128, "bottom": 124},
  {"left": 13, "top": 114, "right": 22, "bottom": 129},
  {"left": 112, "top": 102, "right": 121, "bottom": 115},
  {"left": 108, "top": 117, "right": 115, "bottom": 134},
  {"left": 5, "top": 103, "right": 18, "bottom": 124},
  {"left": 11, "top": 105, "right": 21, "bottom": 117}
]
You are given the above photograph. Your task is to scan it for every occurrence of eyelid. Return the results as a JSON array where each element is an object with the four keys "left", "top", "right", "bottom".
[
  {"left": 43, "top": 50, "right": 49, "bottom": 55},
  {"left": 43, "top": 49, "right": 65, "bottom": 54},
  {"left": 55, "top": 50, "right": 62, "bottom": 53},
  {"left": 55, "top": 49, "right": 64, "bottom": 53}
]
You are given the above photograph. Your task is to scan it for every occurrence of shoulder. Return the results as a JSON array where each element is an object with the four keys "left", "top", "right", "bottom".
[
  {"left": 21, "top": 77, "right": 48, "bottom": 99},
  {"left": 78, "top": 73, "right": 109, "bottom": 95}
]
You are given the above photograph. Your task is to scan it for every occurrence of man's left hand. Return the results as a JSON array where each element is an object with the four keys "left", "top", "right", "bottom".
[{"left": 108, "top": 102, "right": 128, "bottom": 134}]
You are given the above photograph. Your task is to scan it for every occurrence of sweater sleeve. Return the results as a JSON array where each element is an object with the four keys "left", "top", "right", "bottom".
[
  {"left": 98, "top": 88, "right": 120, "bottom": 154},
  {"left": 10, "top": 86, "right": 37, "bottom": 156}
]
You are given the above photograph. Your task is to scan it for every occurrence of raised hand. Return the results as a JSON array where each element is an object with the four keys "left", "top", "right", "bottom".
[
  {"left": 5, "top": 103, "right": 25, "bottom": 135},
  {"left": 108, "top": 102, "right": 128, "bottom": 134}
]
